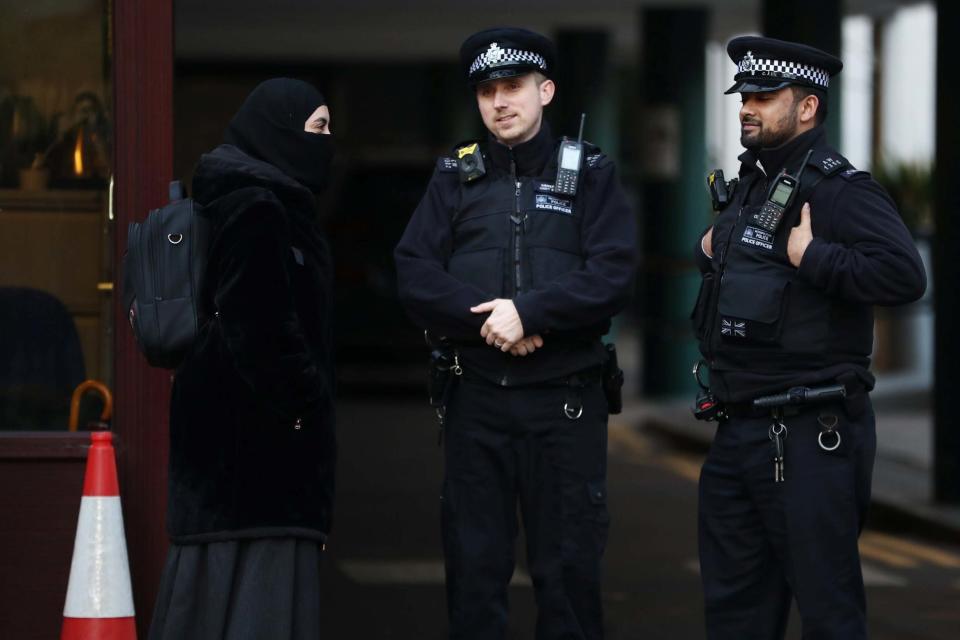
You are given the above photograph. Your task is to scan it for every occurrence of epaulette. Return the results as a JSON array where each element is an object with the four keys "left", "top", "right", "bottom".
[
  {"left": 839, "top": 168, "right": 871, "bottom": 182},
  {"left": 806, "top": 149, "right": 850, "bottom": 176},
  {"left": 585, "top": 153, "right": 606, "bottom": 168},
  {"left": 437, "top": 156, "right": 459, "bottom": 173},
  {"left": 582, "top": 141, "right": 609, "bottom": 169}
]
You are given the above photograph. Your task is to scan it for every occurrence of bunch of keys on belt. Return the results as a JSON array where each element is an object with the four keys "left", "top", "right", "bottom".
[
  {"left": 752, "top": 384, "right": 847, "bottom": 483},
  {"left": 769, "top": 418, "right": 787, "bottom": 483}
]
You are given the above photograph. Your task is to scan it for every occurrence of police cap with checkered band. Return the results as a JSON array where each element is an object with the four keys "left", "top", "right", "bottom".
[
  {"left": 460, "top": 27, "right": 557, "bottom": 86},
  {"left": 725, "top": 36, "right": 842, "bottom": 95}
]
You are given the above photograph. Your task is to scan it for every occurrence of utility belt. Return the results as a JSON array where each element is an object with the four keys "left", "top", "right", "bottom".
[
  {"left": 426, "top": 333, "right": 623, "bottom": 443},
  {"left": 722, "top": 400, "right": 815, "bottom": 419},
  {"left": 459, "top": 365, "right": 603, "bottom": 387},
  {"left": 691, "top": 361, "right": 866, "bottom": 421},
  {"left": 693, "top": 384, "right": 851, "bottom": 421},
  {"left": 691, "top": 360, "right": 867, "bottom": 483}
]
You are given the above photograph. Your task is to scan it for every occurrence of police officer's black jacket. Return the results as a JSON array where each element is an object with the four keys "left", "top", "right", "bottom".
[
  {"left": 692, "top": 126, "right": 926, "bottom": 402},
  {"left": 168, "top": 144, "right": 336, "bottom": 543},
  {"left": 395, "top": 123, "right": 637, "bottom": 386}
]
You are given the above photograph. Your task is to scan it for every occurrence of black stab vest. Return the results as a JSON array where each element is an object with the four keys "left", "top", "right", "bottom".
[
  {"left": 693, "top": 150, "right": 866, "bottom": 376},
  {"left": 447, "top": 144, "right": 587, "bottom": 303}
]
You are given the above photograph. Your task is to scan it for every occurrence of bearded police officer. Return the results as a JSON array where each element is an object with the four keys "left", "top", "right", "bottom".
[
  {"left": 692, "top": 36, "right": 926, "bottom": 639},
  {"left": 395, "top": 27, "right": 636, "bottom": 640}
]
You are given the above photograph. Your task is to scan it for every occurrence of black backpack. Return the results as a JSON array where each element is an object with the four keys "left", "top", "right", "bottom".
[{"left": 123, "top": 181, "right": 211, "bottom": 369}]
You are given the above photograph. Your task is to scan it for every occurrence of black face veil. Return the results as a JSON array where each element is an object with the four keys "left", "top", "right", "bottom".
[{"left": 224, "top": 78, "right": 334, "bottom": 193}]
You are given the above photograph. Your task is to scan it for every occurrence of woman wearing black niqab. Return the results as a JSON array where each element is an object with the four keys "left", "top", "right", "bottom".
[{"left": 149, "top": 78, "right": 337, "bottom": 640}]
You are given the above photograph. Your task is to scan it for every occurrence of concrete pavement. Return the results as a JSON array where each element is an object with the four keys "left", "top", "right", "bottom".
[{"left": 319, "top": 394, "right": 960, "bottom": 638}]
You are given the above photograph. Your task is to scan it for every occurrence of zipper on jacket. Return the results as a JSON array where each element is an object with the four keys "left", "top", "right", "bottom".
[{"left": 509, "top": 157, "right": 524, "bottom": 296}]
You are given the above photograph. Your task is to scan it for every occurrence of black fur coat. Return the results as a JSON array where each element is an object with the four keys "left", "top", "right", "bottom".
[{"left": 167, "top": 144, "right": 335, "bottom": 543}]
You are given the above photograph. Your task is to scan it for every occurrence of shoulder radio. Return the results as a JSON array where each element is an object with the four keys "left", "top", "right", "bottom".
[
  {"left": 554, "top": 113, "right": 586, "bottom": 196},
  {"left": 751, "top": 149, "right": 814, "bottom": 233}
]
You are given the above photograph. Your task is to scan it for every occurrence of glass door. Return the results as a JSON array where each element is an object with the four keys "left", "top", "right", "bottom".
[{"left": 0, "top": 0, "right": 114, "bottom": 432}]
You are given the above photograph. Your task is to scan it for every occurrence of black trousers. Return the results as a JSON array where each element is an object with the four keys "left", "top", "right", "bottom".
[
  {"left": 441, "top": 376, "right": 609, "bottom": 640},
  {"left": 698, "top": 399, "right": 877, "bottom": 640}
]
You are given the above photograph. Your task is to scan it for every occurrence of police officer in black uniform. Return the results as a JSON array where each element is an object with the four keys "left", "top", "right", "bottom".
[
  {"left": 692, "top": 36, "right": 927, "bottom": 639},
  {"left": 395, "top": 27, "right": 636, "bottom": 640}
]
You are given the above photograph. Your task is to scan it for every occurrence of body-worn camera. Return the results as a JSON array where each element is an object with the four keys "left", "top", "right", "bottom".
[
  {"left": 707, "top": 169, "right": 738, "bottom": 212},
  {"left": 457, "top": 142, "right": 486, "bottom": 183}
]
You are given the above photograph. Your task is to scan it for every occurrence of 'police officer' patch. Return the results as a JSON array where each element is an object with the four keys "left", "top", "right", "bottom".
[
  {"left": 740, "top": 225, "right": 774, "bottom": 251},
  {"left": 535, "top": 194, "right": 573, "bottom": 215}
]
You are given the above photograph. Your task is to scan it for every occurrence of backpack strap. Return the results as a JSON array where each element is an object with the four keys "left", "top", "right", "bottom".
[{"left": 169, "top": 180, "right": 187, "bottom": 202}]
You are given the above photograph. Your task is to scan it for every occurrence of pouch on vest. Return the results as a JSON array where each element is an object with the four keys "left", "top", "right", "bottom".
[{"left": 716, "top": 272, "right": 789, "bottom": 345}]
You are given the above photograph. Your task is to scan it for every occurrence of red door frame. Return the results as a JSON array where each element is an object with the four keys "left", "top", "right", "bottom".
[{"left": 113, "top": 0, "right": 174, "bottom": 632}]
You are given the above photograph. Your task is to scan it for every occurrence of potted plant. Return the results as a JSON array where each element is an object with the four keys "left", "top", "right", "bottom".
[
  {"left": 872, "top": 161, "right": 933, "bottom": 372},
  {"left": 0, "top": 93, "right": 55, "bottom": 189}
]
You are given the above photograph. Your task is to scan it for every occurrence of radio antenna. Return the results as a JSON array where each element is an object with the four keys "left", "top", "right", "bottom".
[
  {"left": 795, "top": 148, "right": 814, "bottom": 182},
  {"left": 577, "top": 113, "right": 586, "bottom": 143}
]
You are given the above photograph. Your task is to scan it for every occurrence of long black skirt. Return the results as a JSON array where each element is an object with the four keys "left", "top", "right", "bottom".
[{"left": 148, "top": 538, "right": 324, "bottom": 640}]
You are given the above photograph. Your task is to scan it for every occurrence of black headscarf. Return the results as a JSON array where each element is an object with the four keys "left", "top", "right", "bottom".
[{"left": 224, "top": 78, "right": 334, "bottom": 194}]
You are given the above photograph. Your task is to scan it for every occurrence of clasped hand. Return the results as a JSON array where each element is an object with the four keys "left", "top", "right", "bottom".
[{"left": 470, "top": 299, "right": 543, "bottom": 356}]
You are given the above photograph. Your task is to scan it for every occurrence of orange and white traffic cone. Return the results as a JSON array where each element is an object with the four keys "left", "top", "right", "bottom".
[{"left": 61, "top": 431, "right": 137, "bottom": 639}]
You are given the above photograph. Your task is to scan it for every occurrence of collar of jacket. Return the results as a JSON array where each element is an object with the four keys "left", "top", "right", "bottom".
[
  {"left": 485, "top": 121, "right": 555, "bottom": 177},
  {"left": 192, "top": 144, "right": 317, "bottom": 214},
  {"left": 738, "top": 125, "right": 826, "bottom": 178}
]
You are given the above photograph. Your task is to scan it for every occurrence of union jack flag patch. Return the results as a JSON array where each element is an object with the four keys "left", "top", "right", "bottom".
[{"left": 721, "top": 318, "right": 747, "bottom": 338}]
